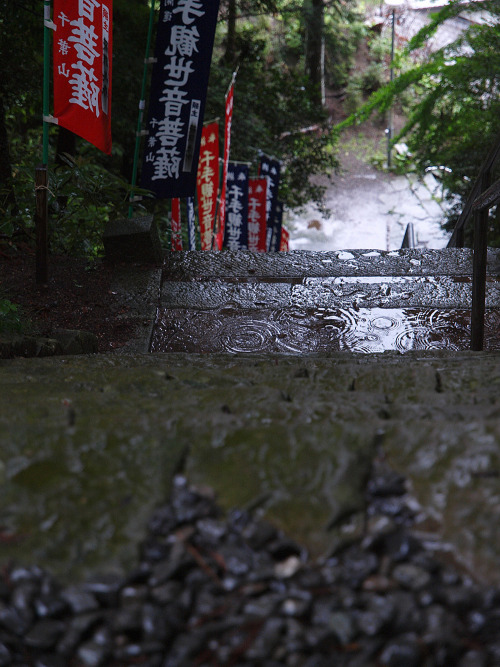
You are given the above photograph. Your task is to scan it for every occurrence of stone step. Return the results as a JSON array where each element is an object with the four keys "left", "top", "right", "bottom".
[
  {"left": 3, "top": 351, "right": 500, "bottom": 582},
  {"left": 160, "top": 275, "right": 500, "bottom": 310},
  {"left": 163, "top": 248, "right": 500, "bottom": 279},
  {"left": 154, "top": 249, "right": 500, "bottom": 354}
]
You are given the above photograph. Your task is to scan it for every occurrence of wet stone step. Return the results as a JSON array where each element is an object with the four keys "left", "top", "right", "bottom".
[
  {"left": 160, "top": 275, "right": 500, "bottom": 311},
  {"left": 150, "top": 306, "right": 500, "bottom": 354},
  {"left": 162, "top": 248, "right": 500, "bottom": 279}
]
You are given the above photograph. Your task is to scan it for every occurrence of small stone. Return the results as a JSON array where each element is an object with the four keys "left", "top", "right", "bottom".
[
  {"left": 11, "top": 582, "right": 37, "bottom": 621},
  {"left": 60, "top": 586, "right": 99, "bottom": 614},
  {"left": 112, "top": 643, "right": 147, "bottom": 662},
  {"left": 389, "top": 591, "right": 425, "bottom": 634},
  {"left": 120, "top": 585, "right": 149, "bottom": 606},
  {"left": 142, "top": 603, "right": 172, "bottom": 642},
  {"left": 244, "top": 617, "right": 286, "bottom": 660},
  {"left": 392, "top": 563, "right": 431, "bottom": 590},
  {"left": 379, "top": 633, "right": 422, "bottom": 667},
  {"left": 77, "top": 640, "right": 110, "bottom": 667},
  {"left": 219, "top": 545, "right": 252, "bottom": 576},
  {"left": 439, "top": 584, "right": 481, "bottom": 613},
  {"left": 328, "top": 610, "right": 357, "bottom": 645},
  {"left": 362, "top": 575, "right": 396, "bottom": 592},
  {"left": 243, "top": 520, "right": 278, "bottom": 550},
  {"left": 0, "top": 603, "right": 30, "bottom": 635},
  {"left": 83, "top": 574, "right": 123, "bottom": 607},
  {"left": 149, "top": 551, "right": 195, "bottom": 586},
  {"left": 356, "top": 610, "right": 386, "bottom": 637},
  {"left": 340, "top": 548, "right": 378, "bottom": 587},
  {"left": 111, "top": 605, "right": 142, "bottom": 634},
  {"left": 34, "top": 655, "right": 67, "bottom": 667},
  {"left": 281, "top": 594, "right": 311, "bottom": 618},
  {"left": 56, "top": 612, "right": 102, "bottom": 656},
  {"left": 0, "top": 643, "right": 11, "bottom": 667},
  {"left": 376, "top": 529, "right": 422, "bottom": 562},
  {"left": 244, "top": 594, "right": 282, "bottom": 618},
  {"left": 9, "top": 566, "right": 43, "bottom": 585},
  {"left": 367, "top": 469, "right": 406, "bottom": 497},
  {"left": 0, "top": 581, "right": 9, "bottom": 602},
  {"left": 34, "top": 595, "right": 68, "bottom": 619},
  {"left": 459, "top": 650, "right": 488, "bottom": 667},
  {"left": 466, "top": 609, "right": 487, "bottom": 634},
  {"left": 196, "top": 517, "right": 226, "bottom": 543},
  {"left": 274, "top": 556, "right": 301, "bottom": 579},
  {"left": 24, "top": 619, "right": 66, "bottom": 650},
  {"left": 150, "top": 581, "right": 182, "bottom": 605}
]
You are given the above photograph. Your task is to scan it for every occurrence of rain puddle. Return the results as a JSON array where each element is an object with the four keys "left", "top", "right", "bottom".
[{"left": 151, "top": 306, "right": 500, "bottom": 354}]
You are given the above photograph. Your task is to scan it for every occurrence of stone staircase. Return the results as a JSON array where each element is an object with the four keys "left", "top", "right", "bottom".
[
  {"left": 151, "top": 248, "right": 500, "bottom": 354},
  {"left": 4, "top": 247, "right": 500, "bottom": 586}
]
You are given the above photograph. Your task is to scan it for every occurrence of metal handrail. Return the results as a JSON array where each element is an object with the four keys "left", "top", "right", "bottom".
[
  {"left": 470, "top": 176, "right": 500, "bottom": 351},
  {"left": 400, "top": 222, "right": 416, "bottom": 249},
  {"left": 447, "top": 133, "right": 500, "bottom": 249}
]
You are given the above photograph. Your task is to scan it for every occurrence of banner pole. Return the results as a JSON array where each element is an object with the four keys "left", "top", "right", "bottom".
[
  {"left": 42, "top": 0, "right": 52, "bottom": 165},
  {"left": 128, "top": 0, "right": 156, "bottom": 218}
]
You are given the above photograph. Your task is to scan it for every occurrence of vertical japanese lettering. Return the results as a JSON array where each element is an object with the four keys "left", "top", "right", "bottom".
[{"left": 142, "top": 0, "right": 221, "bottom": 198}]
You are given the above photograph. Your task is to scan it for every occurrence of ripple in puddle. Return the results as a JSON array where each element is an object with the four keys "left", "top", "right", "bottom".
[{"left": 151, "top": 307, "right": 500, "bottom": 354}]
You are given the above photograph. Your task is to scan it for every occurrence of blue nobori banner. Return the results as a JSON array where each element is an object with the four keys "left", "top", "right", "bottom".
[
  {"left": 186, "top": 196, "right": 197, "bottom": 250},
  {"left": 141, "top": 0, "right": 221, "bottom": 199},
  {"left": 223, "top": 162, "right": 249, "bottom": 250},
  {"left": 258, "top": 154, "right": 281, "bottom": 251},
  {"left": 270, "top": 200, "right": 284, "bottom": 252}
]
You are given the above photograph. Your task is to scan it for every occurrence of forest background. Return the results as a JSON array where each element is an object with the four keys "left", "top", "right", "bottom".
[{"left": 0, "top": 0, "right": 499, "bottom": 262}]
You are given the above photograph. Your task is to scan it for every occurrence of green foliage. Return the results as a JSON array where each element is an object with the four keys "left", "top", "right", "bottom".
[
  {"left": 324, "top": 9, "right": 367, "bottom": 89},
  {"left": 1, "top": 0, "right": 363, "bottom": 251},
  {"left": 203, "top": 14, "right": 339, "bottom": 211},
  {"left": 0, "top": 298, "right": 23, "bottom": 334},
  {"left": 48, "top": 154, "right": 140, "bottom": 259},
  {"left": 338, "top": 0, "right": 500, "bottom": 242}
]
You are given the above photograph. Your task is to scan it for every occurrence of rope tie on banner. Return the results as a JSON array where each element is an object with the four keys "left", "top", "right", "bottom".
[{"left": 34, "top": 184, "right": 56, "bottom": 197}]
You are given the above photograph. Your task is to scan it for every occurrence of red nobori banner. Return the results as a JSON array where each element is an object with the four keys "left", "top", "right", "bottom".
[
  {"left": 196, "top": 122, "right": 219, "bottom": 251},
  {"left": 214, "top": 78, "right": 234, "bottom": 250},
  {"left": 247, "top": 177, "right": 267, "bottom": 252},
  {"left": 280, "top": 227, "right": 290, "bottom": 252},
  {"left": 53, "top": 0, "right": 112, "bottom": 154},
  {"left": 171, "top": 198, "right": 183, "bottom": 251}
]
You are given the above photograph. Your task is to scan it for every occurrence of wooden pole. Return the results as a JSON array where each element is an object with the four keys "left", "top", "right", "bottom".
[
  {"left": 470, "top": 172, "right": 491, "bottom": 351},
  {"left": 35, "top": 165, "right": 49, "bottom": 285},
  {"left": 128, "top": 0, "right": 156, "bottom": 218}
]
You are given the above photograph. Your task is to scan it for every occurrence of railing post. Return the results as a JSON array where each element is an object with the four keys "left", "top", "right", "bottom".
[
  {"left": 470, "top": 173, "right": 490, "bottom": 351},
  {"left": 35, "top": 165, "right": 49, "bottom": 285}
]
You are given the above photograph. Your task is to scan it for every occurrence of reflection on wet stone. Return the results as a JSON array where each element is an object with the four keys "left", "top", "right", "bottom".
[{"left": 151, "top": 307, "right": 500, "bottom": 354}]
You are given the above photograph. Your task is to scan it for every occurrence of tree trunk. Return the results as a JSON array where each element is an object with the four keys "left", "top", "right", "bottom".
[
  {"left": 304, "top": 0, "right": 324, "bottom": 108},
  {"left": 0, "top": 94, "right": 17, "bottom": 213},
  {"left": 223, "top": 0, "right": 237, "bottom": 66}
]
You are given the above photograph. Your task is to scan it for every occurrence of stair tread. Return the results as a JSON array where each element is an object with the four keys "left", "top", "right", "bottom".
[{"left": 163, "top": 248, "right": 500, "bottom": 279}]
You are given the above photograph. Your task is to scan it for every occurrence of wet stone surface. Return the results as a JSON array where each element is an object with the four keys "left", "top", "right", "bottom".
[
  {"left": 151, "top": 306, "right": 500, "bottom": 354},
  {"left": 3, "top": 470, "right": 500, "bottom": 666},
  {"left": 161, "top": 275, "right": 500, "bottom": 310},
  {"left": 155, "top": 249, "right": 500, "bottom": 354},
  {"left": 162, "top": 248, "right": 500, "bottom": 279},
  {"left": 3, "top": 352, "right": 500, "bottom": 586}
]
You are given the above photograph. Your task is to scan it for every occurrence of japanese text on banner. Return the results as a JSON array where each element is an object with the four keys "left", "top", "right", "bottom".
[
  {"left": 142, "top": 0, "right": 220, "bottom": 199},
  {"left": 196, "top": 122, "right": 219, "bottom": 251},
  {"left": 258, "top": 154, "right": 281, "bottom": 251},
  {"left": 214, "top": 78, "right": 234, "bottom": 250},
  {"left": 223, "top": 163, "right": 249, "bottom": 251},
  {"left": 53, "top": 0, "right": 112, "bottom": 154},
  {"left": 248, "top": 177, "right": 268, "bottom": 252}
]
